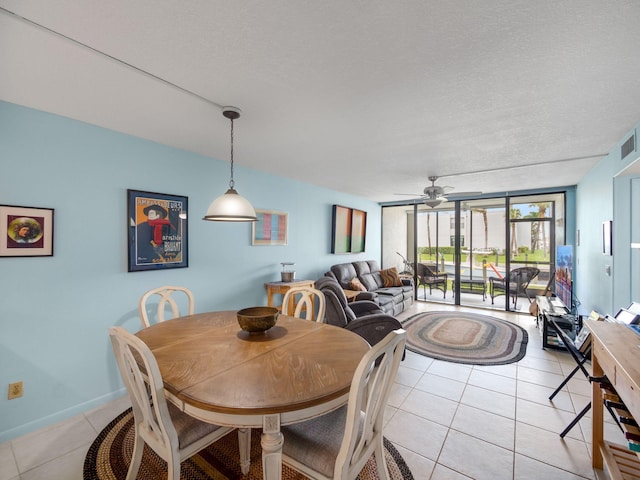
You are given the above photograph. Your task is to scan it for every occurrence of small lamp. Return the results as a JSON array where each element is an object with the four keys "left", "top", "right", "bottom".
[{"left": 203, "top": 107, "right": 257, "bottom": 222}]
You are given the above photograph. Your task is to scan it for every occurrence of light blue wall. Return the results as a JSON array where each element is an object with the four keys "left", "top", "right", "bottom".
[
  {"left": 576, "top": 122, "right": 640, "bottom": 315},
  {"left": 0, "top": 101, "right": 381, "bottom": 441}
]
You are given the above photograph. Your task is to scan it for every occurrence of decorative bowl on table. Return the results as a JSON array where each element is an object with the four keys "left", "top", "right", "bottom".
[{"left": 236, "top": 306, "right": 279, "bottom": 333}]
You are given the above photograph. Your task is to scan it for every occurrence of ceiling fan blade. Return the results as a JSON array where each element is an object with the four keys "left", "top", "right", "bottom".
[
  {"left": 394, "top": 193, "right": 424, "bottom": 196},
  {"left": 445, "top": 191, "right": 483, "bottom": 197}
]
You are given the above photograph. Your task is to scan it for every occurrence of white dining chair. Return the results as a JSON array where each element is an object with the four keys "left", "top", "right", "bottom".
[
  {"left": 109, "top": 326, "right": 251, "bottom": 479},
  {"left": 138, "top": 285, "right": 195, "bottom": 328},
  {"left": 281, "top": 286, "right": 326, "bottom": 322},
  {"left": 281, "top": 329, "right": 406, "bottom": 479}
]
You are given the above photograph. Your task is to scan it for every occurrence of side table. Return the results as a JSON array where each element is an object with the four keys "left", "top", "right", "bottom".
[
  {"left": 265, "top": 279, "right": 314, "bottom": 313},
  {"left": 455, "top": 277, "right": 486, "bottom": 300},
  {"left": 343, "top": 289, "right": 360, "bottom": 302}
]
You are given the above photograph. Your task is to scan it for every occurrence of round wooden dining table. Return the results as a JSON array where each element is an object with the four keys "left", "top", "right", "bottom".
[{"left": 135, "top": 310, "right": 370, "bottom": 480}]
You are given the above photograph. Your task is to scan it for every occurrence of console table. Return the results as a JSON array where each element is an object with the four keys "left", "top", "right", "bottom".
[
  {"left": 587, "top": 320, "right": 640, "bottom": 479},
  {"left": 265, "top": 279, "right": 314, "bottom": 313},
  {"left": 536, "top": 295, "right": 577, "bottom": 350}
]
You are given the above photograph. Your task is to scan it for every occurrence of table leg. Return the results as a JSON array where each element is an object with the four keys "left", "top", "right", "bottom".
[
  {"left": 591, "top": 352, "right": 603, "bottom": 469},
  {"left": 238, "top": 428, "right": 251, "bottom": 475},
  {"left": 262, "top": 414, "right": 283, "bottom": 480},
  {"left": 266, "top": 287, "right": 276, "bottom": 308}
]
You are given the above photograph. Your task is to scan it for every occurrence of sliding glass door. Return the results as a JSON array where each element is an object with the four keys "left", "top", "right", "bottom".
[
  {"left": 415, "top": 202, "right": 455, "bottom": 303},
  {"left": 456, "top": 199, "right": 506, "bottom": 309},
  {"left": 501, "top": 197, "right": 558, "bottom": 311},
  {"left": 382, "top": 192, "right": 566, "bottom": 313}
]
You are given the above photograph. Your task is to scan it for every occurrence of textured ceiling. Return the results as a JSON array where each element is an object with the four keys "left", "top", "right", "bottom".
[{"left": 2, "top": 1, "right": 640, "bottom": 202}]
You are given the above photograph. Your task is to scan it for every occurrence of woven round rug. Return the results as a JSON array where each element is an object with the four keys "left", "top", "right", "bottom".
[
  {"left": 83, "top": 409, "right": 414, "bottom": 480},
  {"left": 402, "top": 311, "right": 528, "bottom": 365}
]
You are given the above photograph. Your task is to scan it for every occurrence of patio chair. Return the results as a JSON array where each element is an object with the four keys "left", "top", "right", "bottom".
[
  {"left": 416, "top": 263, "right": 448, "bottom": 298},
  {"left": 489, "top": 267, "right": 540, "bottom": 309}
]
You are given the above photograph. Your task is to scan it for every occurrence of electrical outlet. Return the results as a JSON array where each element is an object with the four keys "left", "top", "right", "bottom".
[{"left": 8, "top": 381, "right": 23, "bottom": 400}]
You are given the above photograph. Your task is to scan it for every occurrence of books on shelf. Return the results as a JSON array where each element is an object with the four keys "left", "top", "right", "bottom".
[
  {"left": 588, "top": 310, "right": 605, "bottom": 322},
  {"left": 545, "top": 333, "right": 565, "bottom": 347}
]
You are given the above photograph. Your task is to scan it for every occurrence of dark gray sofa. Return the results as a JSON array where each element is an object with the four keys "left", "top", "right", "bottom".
[
  {"left": 314, "top": 276, "right": 403, "bottom": 348},
  {"left": 326, "top": 260, "right": 414, "bottom": 316}
]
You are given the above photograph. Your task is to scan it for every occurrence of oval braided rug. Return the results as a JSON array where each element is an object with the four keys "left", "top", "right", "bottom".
[
  {"left": 83, "top": 408, "right": 414, "bottom": 480},
  {"left": 402, "top": 311, "right": 528, "bottom": 365}
]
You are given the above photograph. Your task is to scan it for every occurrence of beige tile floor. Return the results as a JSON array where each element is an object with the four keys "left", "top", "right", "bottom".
[{"left": 0, "top": 302, "right": 624, "bottom": 480}]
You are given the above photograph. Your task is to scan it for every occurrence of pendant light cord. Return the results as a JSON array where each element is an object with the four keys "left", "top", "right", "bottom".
[{"left": 229, "top": 118, "right": 235, "bottom": 189}]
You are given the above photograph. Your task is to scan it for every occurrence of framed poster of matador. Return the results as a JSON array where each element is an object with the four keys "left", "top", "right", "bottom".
[{"left": 127, "top": 189, "right": 188, "bottom": 272}]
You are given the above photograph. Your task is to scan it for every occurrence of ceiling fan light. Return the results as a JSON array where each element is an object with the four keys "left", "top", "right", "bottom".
[
  {"left": 423, "top": 198, "right": 443, "bottom": 208},
  {"left": 203, "top": 188, "right": 257, "bottom": 221}
]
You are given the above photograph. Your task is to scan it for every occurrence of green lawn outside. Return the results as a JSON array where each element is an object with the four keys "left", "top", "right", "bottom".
[{"left": 418, "top": 249, "right": 550, "bottom": 266}]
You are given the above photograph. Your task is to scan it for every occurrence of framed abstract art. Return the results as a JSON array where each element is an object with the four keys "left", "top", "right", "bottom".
[
  {"left": 252, "top": 209, "right": 288, "bottom": 245},
  {"left": 331, "top": 204, "right": 367, "bottom": 254}
]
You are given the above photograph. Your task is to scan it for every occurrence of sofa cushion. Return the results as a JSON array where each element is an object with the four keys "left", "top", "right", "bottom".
[
  {"left": 353, "top": 261, "right": 385, "bottom": 291},
  {"left": 380, "top": 267, "right": 403, "bottom": 287},
  {"left": 349, "top": 277, "right": 367, "bottom": 291},
  {"left": 376, "top": 287, "right": 406, "bottom": 302},
  {"left": 375, "top": 294, "right": 395, "bottom": 310},
  {"left": 330, "top": 263, "right": 358, "bottom": 288}
]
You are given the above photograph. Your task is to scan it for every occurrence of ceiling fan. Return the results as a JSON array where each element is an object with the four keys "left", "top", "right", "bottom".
[{"left": 395, "top": 176, "right": 482, "bottom": 208}]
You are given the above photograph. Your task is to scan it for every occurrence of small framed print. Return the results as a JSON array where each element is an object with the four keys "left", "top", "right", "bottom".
[
  {"left": 252, "top": 210, "right": 288, "bottom": 245},
  {"left": 602, "top": 220, "right": 612, "bottom": 255},
  {"left": 127, "top": 189, "right": 188, "bottom": 272},
  {"left": 0, "top": 205, "right": 54, "bottom": 257}
]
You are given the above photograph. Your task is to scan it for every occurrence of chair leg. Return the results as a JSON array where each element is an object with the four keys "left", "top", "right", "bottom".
[
  {"left": 168, "top": 454, "right": 180, "bottom": 480},
  {"left": 374, "top": 440, "right": 390, "bottom": 480},
  {"left": 167, "top": 455, "right": 180, "bottom": 480},
  {"left": 125, "top": 435, "right": 144, "bottom": 480},
  {"left": 549, "top": 364, "right": 582, "bottom": 400},
  {"left": 560, "top": 402, "right": 591, "bottom": 438}
]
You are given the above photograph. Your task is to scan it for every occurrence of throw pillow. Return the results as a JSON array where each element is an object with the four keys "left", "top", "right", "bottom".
[
  {"left": 349, "top": 277, "right": 367, "bottom": 292},
  {"left": 380, "top": 267, "right": 403, "bottom": 287}
]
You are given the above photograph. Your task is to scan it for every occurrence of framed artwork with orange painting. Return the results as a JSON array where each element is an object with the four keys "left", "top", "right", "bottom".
[
  {"left": 331, "top": 204, "right": 367, "bottom": 254},
  {"left": 127, "top": 189, "right": 188, "bottom": 272}
]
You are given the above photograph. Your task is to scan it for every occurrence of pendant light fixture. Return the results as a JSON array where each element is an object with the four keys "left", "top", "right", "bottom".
[{"left": 203, "top": 106, "right": 257, "bottom": 222}]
